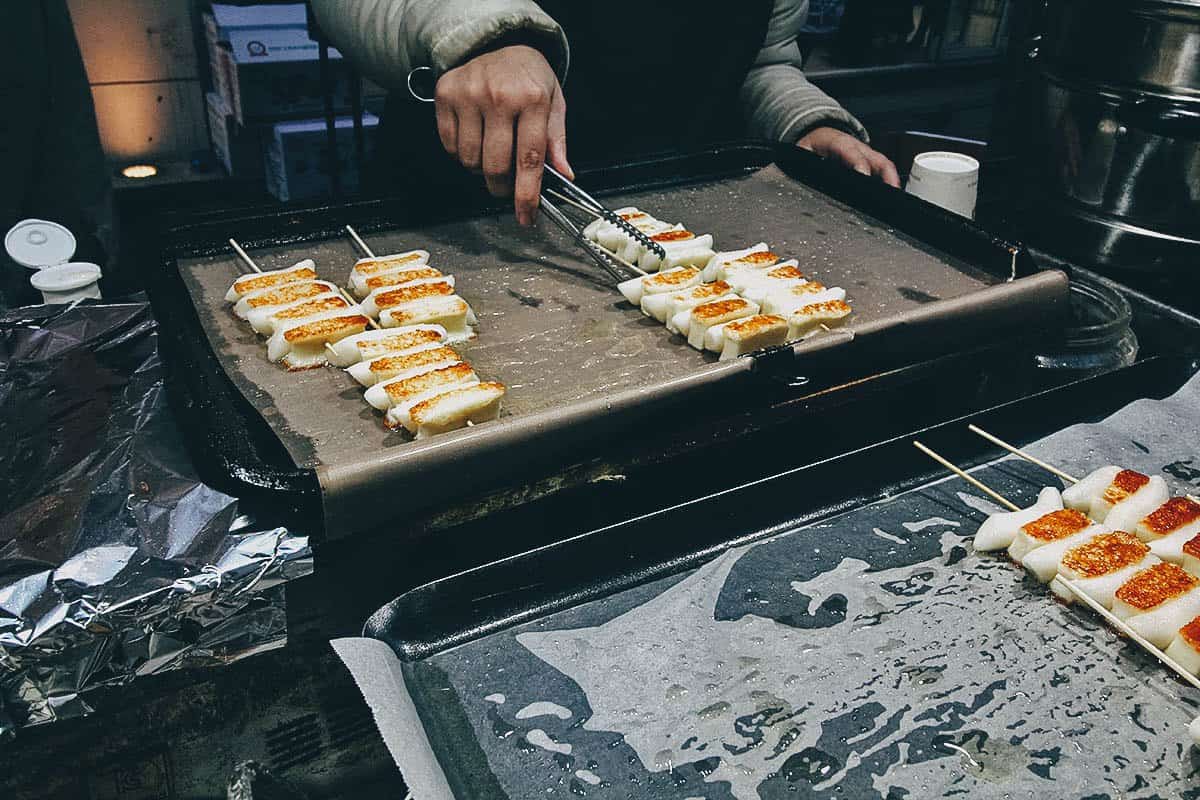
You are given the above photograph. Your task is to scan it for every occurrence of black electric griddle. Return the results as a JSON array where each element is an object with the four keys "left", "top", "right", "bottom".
[
  {"left": 150, "top": 144, "right": 1066, "bottom": 543},
  {"left": 354, "top": 355, "right": 1200, "bottom": 800}
]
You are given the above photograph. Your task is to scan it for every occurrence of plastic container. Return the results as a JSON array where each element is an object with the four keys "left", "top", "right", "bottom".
[
  {"left": 905, "top": 151, "right": 980, "bottom": 219},
  {"left": 29, "top": 262, "right": 103, "bottom": 305},
  {"left": 1035, "top": 278, "right": 1138, "bottom": 375},
  {"left": 5, "top": 219, "right": 77, "bottom": 270}
]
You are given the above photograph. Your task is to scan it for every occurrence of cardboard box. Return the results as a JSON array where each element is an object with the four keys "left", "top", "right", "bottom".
[
  {"left": 204, "top": 3, "right": 384, "bottom": 125},
  {"left": 264, "top": 113, "right": 379, "bottom": 202}
]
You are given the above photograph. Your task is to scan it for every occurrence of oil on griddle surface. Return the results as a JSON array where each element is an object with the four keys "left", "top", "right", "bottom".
[{"left": 178, "top": 165, "right": 997, "bottom": 470}]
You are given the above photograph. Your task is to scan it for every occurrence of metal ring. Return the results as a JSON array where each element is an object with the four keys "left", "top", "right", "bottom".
[{"left": 407, "top": 66, "right": 436, "bottom": 103}]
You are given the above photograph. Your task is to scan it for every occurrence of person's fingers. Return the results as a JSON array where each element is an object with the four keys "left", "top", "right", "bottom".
[
  {"left": 481, "top": 108, "right": 516, "bottom": 198},
  {"left": 435, "top": 100, "right": 458, "bottom": 158},
  {"left": 841, "top": 141, "right": 872, "bottom": 177},
  {"left": 546, "top": 84, "right": 572, "bottom": 179},
  {"left": 513, "top": 106, "right": 549, "bottom": 226},
  {"left": 455, "top": 106, "right": 483, "bottom": 172},
  {"left": 869, "top": 150, "right": 901, "bottom": 188}
]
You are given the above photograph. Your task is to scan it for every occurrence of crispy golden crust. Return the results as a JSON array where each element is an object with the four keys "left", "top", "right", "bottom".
[
  {"left": 358, "top": 329, "right": 443, "bottom": 356},
  {"left": 356, "top": 253, "right": 424, "bottom": 276},
  {"left": 619, "top": 212, "right": 649, "bottom": 221},
  {"left": 383, "top": 363, "right": 475, "bottom": 402},
  {"left": 387, "top": 297, "right": 468, "bottom": 326},
  {"left": 764, "top": 265, "right": 806, "bottom": 280},
  {"left": 724, "top": 314, "right": 787, "bottom": 340},
  {"left": 409, "top": 381, "right": 506, "bottom": 424},
  {"left": 272, "top": 296, "right": 349, "bottom": 321},
  {"left": 283, "top": 315, "right": 370, "bottom": 344},
  {"left": 731, "top": 251, "right": 778, "bottom": 266},
  {"left": 796, "top": 299, "right": 852, "bottom": 317},
  {"left": 1180, "top": 616, "right": 1200, "bottom": 648},
  {"left": 364, "top": 267, "right": 443, "bottom": 291},
  {"left": 1141, "top": 497, "right": 1200, "bottom": 535},
  {"left": 368, "top": 346, "right": 459, "bottom": 374},
  {"left": 692, "top": 298, "right": 750, "bottom": 322},
  {"left": 1103, "top": 469, "right": 1150, "bottom": 505},
  {"left": 1115, "top": 562, "right": 1198, "bottom": 610},
  {"left": 651, "top": 230, "right": 695, "bottom": 243},
  {"left": 233, "top": 267, "right": 317, "bottom": 295},
  {"left": 645, "top": 267, "right": 701, "bottom": 288},
  {"left": 1021, "top": 509, "right": 1091, "bottom": 542},
  {"left": 1183, "top": 534, "right": 1200, "bottom": 561},
  {"left": 373, "top": 281, "right": 454, "bottom": 308},
  {"left": 1061, "top": 531, "right": 1148, "bottom": 577},
  {"left": 790, "top": 281, "right": 828, "bottom": 296},
  {"left": 246, "top": 282, "right": 327, "bottom": 308},
  {"left": 680, "top": 281, "right": 732, "bottom": 301}
]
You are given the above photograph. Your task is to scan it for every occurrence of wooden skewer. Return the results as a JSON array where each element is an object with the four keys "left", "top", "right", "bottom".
[
  {"left": 968, "top": 424, "right": 1079, "bottom": 484},
  {"left": 915, "top": 438, "right": 1200, "bottom": 690},
  {"left": 345, "top": 224, "right": 376, "bottom": 259},
  {"left": 1051, "top": 575, "right": 1200, "bottom": 691},
  {"left": 912, "top": 440, "right": 1020, "bottom": 511},
  {"left": 229, "top": 238, "right": 262, "bottom": 273}
]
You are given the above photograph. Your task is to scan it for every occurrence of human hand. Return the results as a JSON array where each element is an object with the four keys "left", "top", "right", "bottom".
[
  {"left": 796, "top": 127, "right": 900, "bottom": 188},
  {"left": 435, "top": 45, "right": 572, "bottom": 225}
]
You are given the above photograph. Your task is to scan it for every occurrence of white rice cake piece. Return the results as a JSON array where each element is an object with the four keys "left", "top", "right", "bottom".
[
  {"left": 366, "top": 362, "right": 477, "bottom": 412},
  {"left": 1008, "top": 507, "right": 1094, "bottom": 564},
  {"left": 973, "top": 486, "right": 1062, "bottom": 552},
  {"left": 583, "top": 206, "right": 641, "bottom": 241},
  {"left": 598, "top": 217, "right": 677, "bottom": 254},
  {"left": 626, "top": 230, "right": 714, "bottom": 272},
  {"left": 1140, "top": 498, "right": 1200, "bottom": 563},
  {"left": 1163, "top": 616, "right": 1200, "bottom": 675},
  {"left": 646, "top": 281, "right": 735, "bottom": 326},
  {"left": 1052, "top": 530, "right": 1159, "bottom": 609},
  {"left": 763, "top": 285, "right": 846, "bottom": 316},
  {"left": 702, "top": 244, "right": 775, "bottom": 282},
  {"left": 684, "top": 297, "right": 758, "bottom": 350},
  {"left": 1111, "top": 562, "right": 1200, "bottom": 635},
  {"left": 727, "top": 263, "right": 806, "bottom": 303},
  {"left": 225, "top": 259, "right": 317, "bottom": 302},
  {"left": 233, "top": 280, "right": 338, "bottom": 319},
  {"left": 1184, "top": 535, "right": 1200, "bottom": 577},
  {"left": 1018, "top": 516, "right": 1107, "bottom": 583},
  {"left": 250, "top": 295, "right": 358, "bottom": 336},
  {"left": 355, "top": 265, "right": 445, "bottom": 299},
  {"left": 346, "top": 344, "right": 461, "bottom": 387},
  {"left": 787, "top": 300, "right": 852, "bottom": 339},
  {"left": 407, "top": 381, "right": 506, "bottom": 438},
  {"left": 348, "top": 250, "right": 430, "bottom": 297},
  {"left": 380, "top": 295, "right": 477, "bottom": 342},
  {"left": 1065, "top": 470, "right": 1166, "bottom": 532},
  {"left": 361, "top": 278, "right": 456, "bottom": 318},
  {"left": 268, "top": 313, "right": 370, "bottom": 369},
  {"left": 617, "top": 266, "right": 702, "bottom": 307},
  {"left": 711, "top": 314, "right": 789, "bottom": 360},
  {"left": 326, "top": 325, "right": 447, "bottom": 367}
]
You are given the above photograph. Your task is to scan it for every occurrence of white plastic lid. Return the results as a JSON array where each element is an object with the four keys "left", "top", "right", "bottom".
[
  {"left": 5, "top": 219, "right": 77, "bottom": 269},
  {"left": 30, "top": 262, "right": 102, "bottom": 292}
]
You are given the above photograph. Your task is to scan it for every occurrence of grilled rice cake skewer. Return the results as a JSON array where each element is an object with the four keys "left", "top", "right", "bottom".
[
  {"left": 249, "top": 294, "right": 358, "bottom": 336},
  {"left": 233, "top": 280, "right": 339, "bottom": 319},
  {"left": 1050, "top": 530, "right": 1160, "bottom": 608},
  {"left": 347, "top": 345, "right": 462, "bottom": 387},
  {"left": 268, "top": 313, "right": 371, "bottom": 369},
  {"left": 380, "top": 295, "right": 477, "bottom": 340},
  {"left": 974, "top": 487, "right": 1064, "bottom": 552},
  {"left": 1139, "top": 497, "right": 1200, "bottom": 563},
  {"left": 326, "top": 325, "right": 448, "bottom": 367},
  {"left": 1063, "top": 466, "right": 1170, "bottom": 530},
  {"left": 1111, "top": 562, "right": 1200, "bottom": 648},
  {"left": 225, "top": 259, "right": 317, "bottom": 302},
  {"left": 407, "top": 382, "right": 506, "bottom": 438},
  {"left": 348, "top": 250, "right": 430, "bottom": 297}
]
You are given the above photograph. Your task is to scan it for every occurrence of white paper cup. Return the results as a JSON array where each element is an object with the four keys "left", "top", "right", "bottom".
[
  {"left": 905, "top": 151, "right": 979, "bottom": 219},
  {"left": 30, "top": 262, "right": 103, "bottom": 304}
]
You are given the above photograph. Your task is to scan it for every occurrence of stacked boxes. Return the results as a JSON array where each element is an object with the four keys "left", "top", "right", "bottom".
[{"left": 202, "top": 3, "right": 385, "bottom": 201}]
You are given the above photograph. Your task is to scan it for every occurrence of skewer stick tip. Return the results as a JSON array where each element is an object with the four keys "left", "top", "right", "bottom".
[
  {"left": 345, "top": 225, "right": 376, "bottom": 259},
  {"left": 967, "top": 424, "right": 1079, "bottom": 485},
  {"left": 912, "top": 439, "right": 1021, "bottom": 512}
]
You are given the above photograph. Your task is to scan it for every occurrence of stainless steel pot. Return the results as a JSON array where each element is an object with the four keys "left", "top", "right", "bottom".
[
  {"left": 1043, "top": 0, "right": 1200, "bottom": 100},
  {"left": 1030, "top": 0, "right": 1200, "bottom": 270}
]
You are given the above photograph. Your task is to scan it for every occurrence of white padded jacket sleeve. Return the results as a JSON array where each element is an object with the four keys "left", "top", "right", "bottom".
[
  {"left": 740, "top": 0, "right": 868, "bottom": 143},
  {"left": 310, "top": 0, "right": 569, "bottom": 90}
]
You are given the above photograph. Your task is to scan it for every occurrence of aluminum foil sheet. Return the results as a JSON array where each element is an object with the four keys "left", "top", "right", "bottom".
[{"left": 0, "top": 300, "right": 312, "bottom": 736}]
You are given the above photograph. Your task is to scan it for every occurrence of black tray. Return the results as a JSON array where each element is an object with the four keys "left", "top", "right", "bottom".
[{"left": 356, "top": 355, "right": 1200, "bottom": 800}]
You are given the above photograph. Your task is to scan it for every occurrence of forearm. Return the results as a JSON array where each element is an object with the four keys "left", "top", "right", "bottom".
[
  {"left": 310, "top": 0, "right": 568, "bottom": 90},
  {"left": 741, "top": 63, "right": 869, "bottom": 144}
]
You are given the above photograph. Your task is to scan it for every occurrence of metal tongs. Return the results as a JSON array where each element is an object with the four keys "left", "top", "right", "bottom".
[{"left": 408, "top": 67, "right": 663, "bottom": 285}]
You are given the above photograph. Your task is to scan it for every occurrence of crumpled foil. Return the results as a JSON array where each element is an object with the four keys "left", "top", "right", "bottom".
[{"left": 0, "top": 300, "right": 312, "bottom": 736}]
